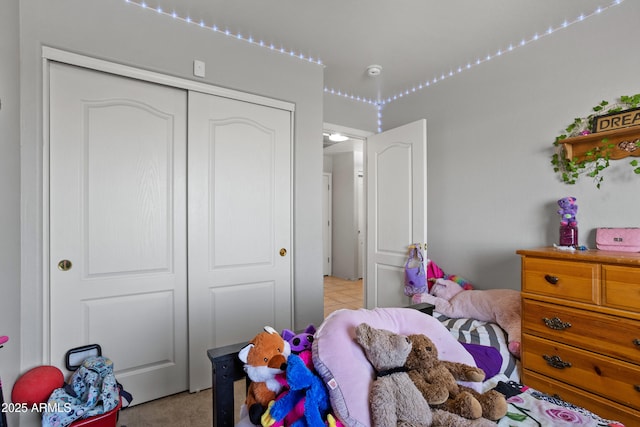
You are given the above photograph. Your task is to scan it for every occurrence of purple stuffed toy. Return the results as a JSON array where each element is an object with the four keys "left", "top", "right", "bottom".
[
  {"left": 557, "top": 197, "right": 578, "bottom": 226},
  {"left": 281, "top": 325, "right": 316, "bottom": 354}
]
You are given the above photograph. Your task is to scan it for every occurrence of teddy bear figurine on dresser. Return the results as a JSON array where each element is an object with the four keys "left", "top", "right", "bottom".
[{"left": 557, "top": 196, "right": 578, "bottom": 247}]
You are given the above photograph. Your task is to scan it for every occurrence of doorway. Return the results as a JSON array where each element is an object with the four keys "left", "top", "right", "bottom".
[
  {"left": 322, "top": 124, "right": 370, "bottom": 315},
  {"left": 322, "top": 119, "right": 428, "bottom": 312}
]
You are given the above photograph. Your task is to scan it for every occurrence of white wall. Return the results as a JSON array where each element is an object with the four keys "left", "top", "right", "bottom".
[
  {"left": 14, "top": 2, "right": 324, "bottom": 424},
  {"left": 0, "top": 1, "right": 21, "bottom": 426},
  {"left": 324, "top": 94, "right": 378, "bottom": 133},
  {"left": 381, "top": 1, "right": 640, "bottom": 290},
  {"left": 331, "top": 152, "right": 359, "bottom": 280}
]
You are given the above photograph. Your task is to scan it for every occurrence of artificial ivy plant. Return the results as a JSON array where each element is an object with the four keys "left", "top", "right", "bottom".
[{"left": 551, "top": 94, "right": 640, "bottom": 188}]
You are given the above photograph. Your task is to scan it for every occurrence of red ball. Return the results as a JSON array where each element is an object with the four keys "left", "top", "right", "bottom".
[{"left": 12, "top": 365, "right": 64, "bottom": 406}]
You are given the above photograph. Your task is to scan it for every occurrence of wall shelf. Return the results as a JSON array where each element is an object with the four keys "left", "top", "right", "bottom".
[{"left": 562, "top": 126, "right": 640, "bottom": 161}]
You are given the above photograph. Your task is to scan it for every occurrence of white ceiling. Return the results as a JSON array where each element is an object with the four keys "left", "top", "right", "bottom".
[{"left": 131, "top": 0, "right": 623, "bottom": 104}]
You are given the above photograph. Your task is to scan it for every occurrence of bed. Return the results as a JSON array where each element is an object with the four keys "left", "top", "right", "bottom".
[{"left": 208, "top": 305, "right": 626, "bottom": 427}]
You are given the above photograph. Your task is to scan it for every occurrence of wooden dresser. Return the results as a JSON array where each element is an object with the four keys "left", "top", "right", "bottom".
[{"left": 517, "top": 247, "right": 640, "bottom": 426}]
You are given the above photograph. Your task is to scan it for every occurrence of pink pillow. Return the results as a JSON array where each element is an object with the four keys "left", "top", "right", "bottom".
[{"left": 312, "top": 307, "right": 479, "bottom": 427}]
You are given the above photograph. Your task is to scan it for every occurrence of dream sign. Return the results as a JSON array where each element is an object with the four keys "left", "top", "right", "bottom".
[{"left": 593, "top": 107, "right": 640, "bottom": 132}]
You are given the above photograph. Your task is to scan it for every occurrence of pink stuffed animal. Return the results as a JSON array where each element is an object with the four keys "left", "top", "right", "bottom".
[{"left": 418, "top": 279, "right": 522, "bottom": 358}]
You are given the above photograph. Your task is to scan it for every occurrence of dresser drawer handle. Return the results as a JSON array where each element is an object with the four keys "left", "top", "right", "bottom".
[
  {"left": 543, "top": 354, "right": 572, "bottom": 369},
  {"left": 633, "top": 338, "right": 640, "bottom": 347},
  {"left": 543, "top": 317, "right": 572, "bottom": 330},
  {"left": 544, "top": 274, "right": 559, "bottom": 285},
  {"left": 635, "top": 385, "right": 640, "bottom": 392}
]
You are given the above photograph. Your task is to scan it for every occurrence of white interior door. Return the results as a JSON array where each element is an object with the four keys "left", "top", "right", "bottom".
[
  {"left": 365, "top": 119, "right": 427, "bottom": 308},
  {"left": 188, "top": 91, "right": 293, "bottom": 392},
  {"left": 49, "top": 62, "right": 188, "bottom": 404}
]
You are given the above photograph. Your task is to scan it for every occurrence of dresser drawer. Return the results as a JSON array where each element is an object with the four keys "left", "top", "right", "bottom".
[
  {"left": 602, "top": 265, "right": 640, "bottom": 311},
  {"left": 522, "top": 334, "right": 640, "bottom": 410},
  {"left": 522, "top": 299, "right": 640, "bottom": 364},
  {"left": 523, "top": 369, "right": 640, "bottom": 426},
  {"left": 522, "top": 258, "right": 598, "bottom": 303}
]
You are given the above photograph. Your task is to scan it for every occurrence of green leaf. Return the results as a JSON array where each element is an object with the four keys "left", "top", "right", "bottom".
[{"left": 506, "top": 412, "right": 528, "bottom": 422}]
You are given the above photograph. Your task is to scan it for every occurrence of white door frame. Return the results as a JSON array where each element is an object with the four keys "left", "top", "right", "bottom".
[
  {"left": 40, "top": 46, "right": 295, "bottom": 365},
  {"left": 322, "top": 172, "right": 332, "bottom": 276}
]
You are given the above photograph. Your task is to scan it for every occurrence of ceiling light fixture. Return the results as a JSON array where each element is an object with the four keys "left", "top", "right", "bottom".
[
  {"left": 366, "top": 65, "right": 382, "bottom": 77},
  {"left": 328, "top": 133, "right": 349, "bottom": 142}
]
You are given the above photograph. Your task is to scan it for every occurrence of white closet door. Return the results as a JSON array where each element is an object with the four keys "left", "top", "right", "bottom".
[
  {"left": 366, "top": 119, "right": 427, "bottom": 308},
  {"left": 49, "top": 62, "right": 188, "bottom": 403},
  {"left": 188, "top": 91, "right": 293, "bottom": 392}
]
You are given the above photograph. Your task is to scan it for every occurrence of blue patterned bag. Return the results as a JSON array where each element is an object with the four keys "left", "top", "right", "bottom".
[{"left": 42, "top": 356, "right": 120, "bottom": 427}]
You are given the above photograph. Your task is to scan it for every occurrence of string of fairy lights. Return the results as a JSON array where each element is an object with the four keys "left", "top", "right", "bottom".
[
  {"left": 125, "top": 0, "right": 624, "bottom": 131},
  {"left": 124, "top": 0, "right": 324, "bottom": 66}
]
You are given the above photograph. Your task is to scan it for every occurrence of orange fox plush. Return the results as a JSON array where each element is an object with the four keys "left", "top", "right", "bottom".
[{"left": 239, "top": 326, "right": 291, "bottom": 424}]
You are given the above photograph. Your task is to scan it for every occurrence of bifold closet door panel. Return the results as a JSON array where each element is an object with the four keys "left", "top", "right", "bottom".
[
  {"left": 49, "top": 62, "right": 188, "bottom": 404},
  {"left": 187, "top": 91, "right": 293, "bottom": 392}
]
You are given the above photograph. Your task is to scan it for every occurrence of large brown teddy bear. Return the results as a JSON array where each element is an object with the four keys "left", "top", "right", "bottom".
[
  {"left": 405, "top": 333, "right": 507, "bottom": 421},
  {"left": 355, "top": 323, "right": 496, "bottom": 427}
]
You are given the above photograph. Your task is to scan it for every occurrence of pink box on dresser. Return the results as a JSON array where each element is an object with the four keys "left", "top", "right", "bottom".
[{"left": 596, "top": 227, "right": 640, "bottom": 252}]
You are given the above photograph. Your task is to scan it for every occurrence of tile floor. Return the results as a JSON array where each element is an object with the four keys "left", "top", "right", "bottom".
[{"left": 323, "top": 275, "right": 364, "bottom": 317}]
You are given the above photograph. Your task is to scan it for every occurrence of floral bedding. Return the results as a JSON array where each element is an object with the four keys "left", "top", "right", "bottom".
[{"left": 494, "top": 380, "right": 624, "bottom": 427}]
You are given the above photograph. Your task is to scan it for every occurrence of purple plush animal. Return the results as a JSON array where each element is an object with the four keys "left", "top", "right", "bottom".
[
  {"left": 557, "top": 196, "right": 578, "bottom": 226},
  {"left": 281, "top": 325, "right": 316, "bottom": 354}
]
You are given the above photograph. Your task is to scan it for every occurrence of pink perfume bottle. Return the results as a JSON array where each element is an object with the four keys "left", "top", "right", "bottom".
[{"left": 559, "top": 224, "right": 578, "bottom": 247}]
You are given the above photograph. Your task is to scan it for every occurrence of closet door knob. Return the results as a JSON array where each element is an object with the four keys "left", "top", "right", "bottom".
[
  {"left": 279, "top": 248, "right": 287, "bottom": 257},
  {"left": 57, "top": 260, "right": 72, "bottom": 271}
]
